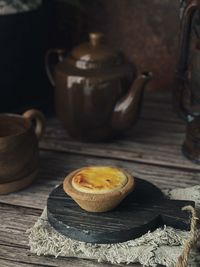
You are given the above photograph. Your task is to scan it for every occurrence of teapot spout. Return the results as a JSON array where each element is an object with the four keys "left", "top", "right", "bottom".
[{"left": 112, "top": 72, "right": 152, "bottom": 132}]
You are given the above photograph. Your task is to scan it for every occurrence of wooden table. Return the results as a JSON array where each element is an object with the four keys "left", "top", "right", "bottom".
[{"left": 0, "top": 90, "right": 200, "bottom": 267}]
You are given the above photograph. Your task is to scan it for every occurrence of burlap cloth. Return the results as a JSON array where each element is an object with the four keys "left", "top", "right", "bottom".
[{"left": 28, "top": 186, "right": 200, "bottom": 267}]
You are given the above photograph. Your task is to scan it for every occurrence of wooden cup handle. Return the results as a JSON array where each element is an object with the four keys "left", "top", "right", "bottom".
[{"left": 23, "top": 109, "right": 46, "bottom": 140}]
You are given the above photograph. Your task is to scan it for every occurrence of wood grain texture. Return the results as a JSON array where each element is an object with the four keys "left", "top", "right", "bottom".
[
  {"left": 39, "top": 91, "right": 200, "bottom": 171},
  {"left": 47, "top": 180, "right": 193, "bottom": 244},
  {"left": 0, "top": 150, "right": 200, "bottom": 210},
  {"left": 0, "top": 90, "right": 199, "bottom": 267},
  {"left": 0, "top": 243, "right": 130, "bottom": 267},
  {"left": 0, "top": 259, "right": 46, "bottom": 267},
  {"left": 0, "top": 149, "right": 200, "bottom": 211},
  {"left": 0, "top": 204, "right": 142, "bottom": 267}
]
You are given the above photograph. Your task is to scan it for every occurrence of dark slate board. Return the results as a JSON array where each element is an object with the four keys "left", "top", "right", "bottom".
[{"left": 47, "top": 178, "right": 194, "bottom": 244}]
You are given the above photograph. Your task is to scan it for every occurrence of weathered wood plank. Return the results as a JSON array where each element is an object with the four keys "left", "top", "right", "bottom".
[
  {"left": 40, "top": 136, "right": 200, "bottom": 171},
  {"left": 0, "top": 204, "right": 41, "bottom": 246},
  {"left": 44, "top": 107, "right": 184, "bottom": 143},
  {"left": 47, "top": 182, "right": 192, "bottom": 244},
  {"left": 0, "top": 203, "right": 164, "bottom": 267},
  {"left": 0, "top": 90, "right": 195, "bottom": 267},
  {"left": 43, "top": 119, "right": 185, "bottom": 145},
  {"left": 140, "top": 90, "right": 183, "bottom": 124},
  {"left": 0, "top": 151, "right": 199, "bottom": 210},
  {"left": 39, "top": 102, "right": 195, "bottom": 171},
  {"left": 32, "top": 89, "right": 193, "bottom": 173},
  {"left": 40, "top": 125, "right": 200, "bottom": 170},
  {"left": 0, "top": 244, "right": 133, "bottom": 267},
  {"left": 0, "top": 259, "right": 46, "bottom": 267}
]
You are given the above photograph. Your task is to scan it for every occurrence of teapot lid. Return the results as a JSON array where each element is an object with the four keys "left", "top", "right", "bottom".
[{"left": 68, "top": 32, "right": 123, "bottom": 70}]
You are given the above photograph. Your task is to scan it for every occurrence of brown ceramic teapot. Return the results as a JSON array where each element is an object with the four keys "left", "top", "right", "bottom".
[{"left": 46, "top": 32, "right": 152, "bottom": 141}]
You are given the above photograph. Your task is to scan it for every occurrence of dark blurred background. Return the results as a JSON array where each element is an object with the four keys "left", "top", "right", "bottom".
[{"left": 0, "top": 0, "right": 179, "bottom": 113}]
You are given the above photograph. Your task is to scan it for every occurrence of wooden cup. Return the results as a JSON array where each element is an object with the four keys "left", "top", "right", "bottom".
[{"left": 0, "top": 109, "right": 45, "bottom": 194}]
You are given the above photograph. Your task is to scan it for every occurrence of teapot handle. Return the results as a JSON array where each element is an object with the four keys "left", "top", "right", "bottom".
[{"left": 45, "top": 48, "right": 66, "bottom": 87}]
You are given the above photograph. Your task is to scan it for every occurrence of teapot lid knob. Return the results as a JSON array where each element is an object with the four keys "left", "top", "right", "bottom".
[{"left": 89, "top": 32, "right": 104, "bottom": 46}]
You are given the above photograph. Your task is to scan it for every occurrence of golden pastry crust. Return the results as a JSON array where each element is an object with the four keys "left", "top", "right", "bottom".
[{"left": 63, "top": 166, "right": 135, "bottom": 212}]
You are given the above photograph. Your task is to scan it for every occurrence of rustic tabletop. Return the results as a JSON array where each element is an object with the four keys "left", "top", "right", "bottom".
[{"left": 0, "top": 90, "right": 200, "bottom": 267}]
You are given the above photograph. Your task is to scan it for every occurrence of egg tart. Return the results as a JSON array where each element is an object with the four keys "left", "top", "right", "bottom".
[{"left": 63, "top": 166, "right": 135, "bottom": 212}]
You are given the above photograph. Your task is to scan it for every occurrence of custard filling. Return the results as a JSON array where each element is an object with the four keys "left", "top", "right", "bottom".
[{"left": 72, "top": 166, "right": 127, "bottom": 194}]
